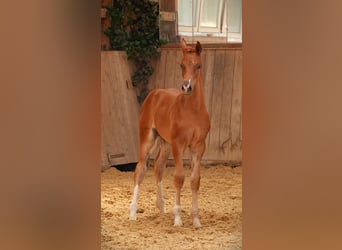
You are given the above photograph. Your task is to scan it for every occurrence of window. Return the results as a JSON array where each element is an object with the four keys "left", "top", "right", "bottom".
[{"left": 177, "top": 0, "right": 242, "bottom": 43}]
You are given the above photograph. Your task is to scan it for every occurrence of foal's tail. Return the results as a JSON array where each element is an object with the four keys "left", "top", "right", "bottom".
[{"left": 148, "top": 130, "right": 161, "bottom": 158}]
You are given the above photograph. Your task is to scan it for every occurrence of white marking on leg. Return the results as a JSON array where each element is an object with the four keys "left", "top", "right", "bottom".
[
  {"left": 191, "top": 200, "right": 202, "bottom": 228},
  {"left": 192, "top": 209, "right": 202, "bottom": 228},
  {"left": 173, "top": 204, "right": 183, "bottom": 226},
  {"left": 190, "top": 161, "right": 202, "bottom": 228},
  {"left": 193, "top": 217, "right": 201, "bottom": 228},
  {"left": 156, "top": 181, "right": 165, "bottom": 213},
  {"left": 129, "top": 185, "right": 139, "bottom": 220}
]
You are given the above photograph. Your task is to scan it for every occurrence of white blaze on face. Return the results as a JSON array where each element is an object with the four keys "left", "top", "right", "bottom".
[{"left": 182, "top": 79, "right": 192, "bottom": 94}]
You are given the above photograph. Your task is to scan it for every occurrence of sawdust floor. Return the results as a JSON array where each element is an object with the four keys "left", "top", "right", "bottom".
[{"left": 101, "top": 164, "right": 242, "bottom": 250}]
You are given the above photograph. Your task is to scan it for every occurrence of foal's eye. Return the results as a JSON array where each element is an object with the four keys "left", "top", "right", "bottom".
[
  {"left": 180, "top": 63, "right": 185, "bottom": 69},
  {"left": 195, "top": 64, "right": 201, "bottom": 69}
]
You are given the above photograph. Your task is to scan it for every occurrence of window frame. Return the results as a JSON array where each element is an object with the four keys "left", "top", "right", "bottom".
[
  {"left": 177, "top": 0, "right": 242, "bottom": 43},
  {"left": 197, "top": 0, "right": 225, "bottom": 33}
]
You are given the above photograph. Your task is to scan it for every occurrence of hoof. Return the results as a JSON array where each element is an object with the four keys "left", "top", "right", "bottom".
[
  {"left": 156, "top": 201, "right": 165, "bottom": 213},
  {"left": 129, "top": 213, "right": 137, "bottom": 220},
  {"left": 174, "top": 216, "right": 183, "bottom": 227},
  {"left": 129, "top": 203, "right": 137, "bottom": 220},
  {"left": 193, "top": 218, "right": 201, "bottom": 228}
]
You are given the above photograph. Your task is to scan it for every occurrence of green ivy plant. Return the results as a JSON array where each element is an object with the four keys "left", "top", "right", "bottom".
[{"left": 104, "top": 0, "right": 167, "bottom": 103}]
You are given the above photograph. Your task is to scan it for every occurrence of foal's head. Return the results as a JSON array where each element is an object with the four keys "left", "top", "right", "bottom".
[{"left": 180, "top": 39, "right": 202, "bottom": 95}]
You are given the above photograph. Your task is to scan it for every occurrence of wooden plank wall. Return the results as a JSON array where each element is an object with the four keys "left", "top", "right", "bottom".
[
  {"left": 101, "top": 51, "right": 140, "bottom": 170},
  {"left": 149, "top": 47, "right": 242, "bottom": 165}
]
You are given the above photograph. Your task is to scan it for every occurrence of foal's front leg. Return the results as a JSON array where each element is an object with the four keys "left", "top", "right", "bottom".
[
  {"left": 190, "top": 143, "right": 205, "bottom": 228},
  {"left": 190, "top": 158, "right": 201, "bottom": 228},
  {"left": 172, "top": 145, "right": 185, "bottom": 226}
]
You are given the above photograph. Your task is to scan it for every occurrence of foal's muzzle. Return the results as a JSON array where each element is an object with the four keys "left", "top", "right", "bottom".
[{"left": 181, "top": 79, "right": 193, "bottom": 95}]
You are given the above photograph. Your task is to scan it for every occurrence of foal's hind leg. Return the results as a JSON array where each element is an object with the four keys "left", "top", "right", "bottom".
[
  {"left": 129, "top": 128, "right": 156, "bottom": 220},
  {"left": 154, "top": 139, "right": 171, "bottom": 213}
]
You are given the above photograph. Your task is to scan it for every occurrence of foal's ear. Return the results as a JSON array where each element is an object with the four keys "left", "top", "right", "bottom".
[
  {"left": 196, "top": 41, "right": 202, "bottom": 55},
  {"left": 181, "top": 38, "right": 187, "bottom": 51}
]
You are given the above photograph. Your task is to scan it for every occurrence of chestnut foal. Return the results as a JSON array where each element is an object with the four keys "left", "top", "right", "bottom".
[{"left": 129, "top": 39, "right": 210, "bottom": 228}]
